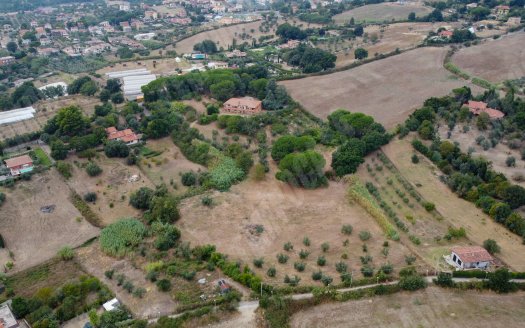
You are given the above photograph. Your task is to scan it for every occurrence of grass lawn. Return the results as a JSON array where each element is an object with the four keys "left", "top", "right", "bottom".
[{"left": 34, "top": 147, "right": 52, "bottom": 167}]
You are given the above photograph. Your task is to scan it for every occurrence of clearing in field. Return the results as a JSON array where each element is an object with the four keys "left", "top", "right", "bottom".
[
  {"left": 451, "top": 32, "right": 525, "bottom": 83},
  {"left": 96, "top": 57, "right": 191, "bottom": 77},
  {"left": 65, "top": 154, "right": 154, "bottom": 226},
  {"left": 281, "top": 47, "right": 475, "bottom": 129},
  {"left": 174, "top": 21, "right": 274, "bottom": 54},
  {"left": 178, "top": 166, "right": 415, "bottom": 286},
  {"left": 291, "top": 287, "right": 525, "bottom": 328},
  {"left": 0, "top": 170, "right": 100, "bottom": 273},
  {"left": 333, "top": 2, "right": 433, "bottom": 24},
  {"left": 382, "top": 137, "right": 525, "bottom": 271}
]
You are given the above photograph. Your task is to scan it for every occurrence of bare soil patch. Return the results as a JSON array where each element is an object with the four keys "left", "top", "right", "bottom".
[
  {"left": 333, "top": 2, "right": 433, "bottom": 24},
  {"left": 96, "top": 57, "right": 191, "bottom": 77},
  {"left": 382, "top": 137, "right": 525, "bottom": 271},
  {"left": 451, "top": 32, "right": 525, "bottom": 83},
  {"left": 0, "top": 170, "right": 100, "bottom": 273},
  {"left": 178, "top": 167, "right": 414, "bottom": 285},
  {"left": 291, "top": 287, "right": 525, "bottom": 327},
  {"left": 281, "top": 47, "right": 475, "bottom": 129},
  {"left": 65, "top": 154, "right": 154, "bottom": 226}
]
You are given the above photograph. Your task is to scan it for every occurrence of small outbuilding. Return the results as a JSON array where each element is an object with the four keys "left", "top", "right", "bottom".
[
  {"left": 450, "top": 246, "right": 493, "bottom": 270},
  {"left": 103, "top": 298, "right": 121, "bottom": 312}
]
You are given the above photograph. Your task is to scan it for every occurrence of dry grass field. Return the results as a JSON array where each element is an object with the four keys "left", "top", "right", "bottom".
[
  {"left": 174, "top": 21, "right": 274, "bottom": 54},
  {"left": 333, "top": 2, "right": 433, "bottom": 24},
  {"left": 138, "top": 138, "right": 207, "bottom": 195},
  {"left": 383, "top": 137, "right": 525, "bottom": 271},
  {"left": 178, "top": 162, "right": 415, "bottom": 285},
  {"left": 0, "top": 170, "right": 100, "bottom": 273},
  {"left": 65, "top": 154, "right": 154, "bottom": 226},
  {"left": 96, "top": 57, "right": 191, "bottom": 77},
  {"left": 281, "top": 47, "right": 475, "bottom": 129},
  {"left": 451, "top": 32, "right": 525, "bottom": 83},
  {"left": 291, "top": 287, "right": 525, "bottom": 328},
  {"left": 0, "top": 95, "right": 100, "bottom": 141}
]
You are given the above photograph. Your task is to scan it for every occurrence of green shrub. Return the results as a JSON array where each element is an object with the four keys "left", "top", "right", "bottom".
[
  {"left": 267, "top": 267, "right": 276, "bottom": 277},
  {"left": 434, "top": 272, "right": 454, "bottom": 287},
  {"left": 405, "top": 255, "right": 416, "bottom": 265},
  {"left": 283, "top": 242, "right": 293, "bottom": 251},
  {"left": 317, "top": 256, "right": 326, "bottom": 266},
  {"left": 321, "top": 242, "right": 330, "bottom": 252},
  {"left": 312, "top": 271, "right": 322, "bottom": 281},
  {"left": 56, "top": 161, "right": 73, "bottom": 179},
  {"left": 359, "top": 231, "right": 371, "bottom": 241},
  {"left": 104, "top": 270, "right": 114, "bottom": 279},
  {"left": 483, "top": 239, "right": 500, "bottom": 254},
  {"left": 253, "top": 258, "right": 264, "bottom": 268},
  {"left": 85, "top": 162, "right": 102, "bottom": 177},
  {"left": 423, "top": 202, "right": 435, "bottom": 212},
  {"left": 294, "top": 262, "right": 306, "bottom": 272},
  {"left": 302, "top": 236, "right": 311, "bottom": 246},
  {"left": 341, "top": 225, "right": 353, "bottom": 235},
  {"left": 299, "top": 249, "right": 310, "bottom": 259},
  {"left": 57, "top": 246, "right": 75, "bottom": 261},
  {"left": 83, "top": 192, "right": 97, "bottom": 203},
  {"left": 361, "top": 265, "right": 374, "bottom": 277},
  {"left": 335, "top": 261, "right": 348, "bottom": 273},
  {"left": 399, "top": 274, "right": 427, "bottom": 291},
  {"left": 0, "top": 192, "right": 5, "bottom": 207},
  {"left": 321, "top": 275, "right": 333, "bottom": 286},
  {"left": 133, "top": 287, "right": 146, "bottom": 298},
  {"left": 380, "top": 263, "right": 393, "bottom": 274},
  {"left": 100, "top": 218, "right": 146, "bottom": 257},
  {"left": 277, "top": 253, "right": 289, "bottom": 264},
  {"left": 156, "top": 279, "right": 172, "bottom": 292}
]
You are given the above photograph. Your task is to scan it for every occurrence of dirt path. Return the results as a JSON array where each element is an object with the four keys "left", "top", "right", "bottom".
[{"left": 382, "top": 138, "right": 525, "bottom": 271}]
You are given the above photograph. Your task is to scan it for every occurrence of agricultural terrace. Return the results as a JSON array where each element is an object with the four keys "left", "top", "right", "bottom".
[
  {"left": 178, "top": 175, "right": 417, "bottom": 286},
  {"left": 96, "top": 57, "right": 192, "bottom": 77},
  {"left": 383, "top": 137, "right": 525, "bottom": 271},
  {"left": 333, "top": 3, "right": 433, "bottom": 24},
  {"left": 451, "top": 32, "right": 525, "bottom": 84},
  {"left": 0, "top": 170, "right": 99, "bottom": 273},
  {"left": 291, "top": 287, "right": 525, "bottom": 327},
  {"left": 356, "top": 151, "right": 464, "bottom": 269},
  {"left": 281, "top": 47, "right": 476, "bottom": 129}
]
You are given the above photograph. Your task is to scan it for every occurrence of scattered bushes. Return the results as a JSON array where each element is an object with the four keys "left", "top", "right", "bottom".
[
  {"left": 100, "top": 218, "right": 146, "bottom": 257},
  {"left": 83, "top": 192, "right": 97, "bottom": 203},
  {"left": 341, "top": 225, "right": 353, "bottom": 235},
  {"left": 483, "top": 239, "right": 500, "bottom": 254},
  {"left": 57, "top": 246, "right": 74, "bottom": 261},
  {"left": 85, "top": 162, "right": 102, "bottom": 177}
]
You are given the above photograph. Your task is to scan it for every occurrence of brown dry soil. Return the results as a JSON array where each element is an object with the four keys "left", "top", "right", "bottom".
[
  {"left": 96, "top": 57, "right": 191, "bottom": 77},
  {"left": 76, "top": 242, "right": 177, "bottom": 319},
  {"left": 291, "top": 287, "right": 525, "bottom": 328},
  {"left": 281, "top": 47, "right": 476, "bottom": 129},
  {"left": 0, "top": 170, "right": 100, "bottom": 273},
  {"left": 178, "top": 168, "right": 414, "bottom": 285},
  {"left": 65, "top": 155, "right": 153, "bottom": 226},
  {"left": 452, "top": 32, "right": 525, "bottom": 83},
  {"left": 383, "top": 137, "right": 525, "bottom": 271},
  {"left": 333, "top": 2, "right": 433, "bottom": 24}
]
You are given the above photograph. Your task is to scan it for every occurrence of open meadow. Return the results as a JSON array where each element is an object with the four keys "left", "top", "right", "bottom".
[
  {"left": 333, "top": 2, "right": 433, "bottom": 24},
  {"left": 96, "top": 57, "right": 192, "bottom": 77},
  {"left": 291, "top": 287, "right": 525, "bottom": 327},
  {"left": 281, "top": 47, "right": 475, "bottom": 129},
  {"left": 383, "top": 137, "right": 525, "bottom": 271},
  {"left": 178, "top": 164, "right": 416, "bottom": 286},
  {"left": 451, "top": 32, "right": 525, "bottom": 83},
  {"left": 0, "top": 170, "right": 100, "bottom": 273}
]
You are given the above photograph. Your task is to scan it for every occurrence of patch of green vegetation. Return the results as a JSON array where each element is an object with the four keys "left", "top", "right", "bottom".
[{"left": 33, "top": 148, "right": 52, "bottom": 167}]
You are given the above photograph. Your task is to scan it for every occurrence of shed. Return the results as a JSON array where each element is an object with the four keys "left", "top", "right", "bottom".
[
  {"left": 451, "top": 246, "right": 493, "bottom": 270},
  {"left": 103, "top": 298, "right": 121, "bottom": 311}
]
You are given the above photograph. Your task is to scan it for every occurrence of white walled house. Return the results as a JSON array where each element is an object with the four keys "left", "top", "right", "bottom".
[{"left": 450, "top": 246, "right": 493, "bottom": 270}]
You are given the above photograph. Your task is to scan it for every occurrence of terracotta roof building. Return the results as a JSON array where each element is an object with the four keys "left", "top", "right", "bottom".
[
  {"left": 467, "top": 100, "right": 505, "bottom": 119},
  {"left": 4, "top": 155, "right": 34, "bottom": 176},
  {"left": 105, "top": 127, "right": 139, "bottom": 145},
  {"left": 222, "top": 97, "right": 262, "bottom": 115},
  {"left": 451, "top": 246, "right": 493, "bottom": 270}
]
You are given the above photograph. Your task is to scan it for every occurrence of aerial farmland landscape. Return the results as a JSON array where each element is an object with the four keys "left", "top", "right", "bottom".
[{"left": 0, "top": 0, "right": 525, "bottom": 327}]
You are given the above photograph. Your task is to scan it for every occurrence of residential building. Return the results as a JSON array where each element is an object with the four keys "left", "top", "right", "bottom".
[
  {"left": 225, "top": 49, "right": 246, "bottom": 58},
  {"left": 207, "top": 61, "right": 228, "bottom": 69},
  {"left": 495, "top": 5, "right": 510, "bottom": 17},
  {"left": 4, "top": 155, "right": 34, "bottom": 176},
  {"left": 450, "top": 246, "right": 493, "bottom": 270},
  {"left": 103, "top": 298, "right": 121, "bottom": 311},
  {"left": 144, "top": 10, "right": 159, "bottom": 20},
  {"left": 223, "top": 97, "right": 262, "bottom": 115},
  {"left": 0, "top": 56, "right": 15, "bottom": 66},
  {"left": 278, "top": 39, "right": 301, "bottom": 49},
  {"left": 438, "top": 30, "right": 453, "bottom": 38},
  {"left": 467, "top": 100, "right": 505, "bottom": 119},
  {"left": 106, "top": 127, "right": 139, "bottom": 145}
]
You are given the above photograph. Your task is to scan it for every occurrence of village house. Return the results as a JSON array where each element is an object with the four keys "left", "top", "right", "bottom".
[
  {"left": 0, "top": 56, "right": 15, "bottom": 66},
  {"left": 467, "top": 100, "right": 505, "bottom": 119},
  {"left": 449, "top": 246, "right": 493, "bottom": 270},
  {"left": 225, "top": 49, "right": 246, "bottom": 58},
  {"left": 438, "top": 30, "right": 453, "bottom": 38},
  {"left": 278, "top": 39, "right": 301, "bottom": 49},
  {"left": 144, "top": 10, "right": 159, "bottom": 20},
  {"left": 223, "top": 97, "right": 262, "bottom": 115},
  {"left": 494, "top": 5, "right": 510, "bottom": 17},
  {"left": 0, "top": 303, "right": 19, "bottom": 328},
  {"left": 4, "top": 155, "right": 34, "bottom": 176},
  {"left": 207, "top": 61, "right": 228, "bottom": 69},
  {"left": 106, "top": 127, "right": 139, "bottom": 145}
]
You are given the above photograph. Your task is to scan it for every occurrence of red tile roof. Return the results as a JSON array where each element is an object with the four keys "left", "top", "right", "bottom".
[
  {"left": 106, "top": 127, "right": 138, "bottom": 142},
  {"left": 4, "top": 154, "right": 33, "bottom": 168},
  {"left": 452, "top": 246, "right": 493, "bottom": 263},
  {"left": 467, "top": 100, "right": 505, "bottom": 119},
  {"left": 224, "top": 97, "right": 261, "bottom": 109},
  {"left": 439, "top": 30, "right": 453, "bottom": 37},
  {"left": 105, "top": 126, "right": 117, "bottom": 134}
]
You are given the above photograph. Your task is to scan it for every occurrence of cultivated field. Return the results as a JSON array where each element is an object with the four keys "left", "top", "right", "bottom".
[
  {"left": 383, "top": 137, "right": 525, "bottom": 271},
  {"left": 96, "top": 57, "right": 191, "bottom": 77},
  {"left": 291, "top": 287, "right": 525, "bottom": 327},
  {"left": 65, "top": 154, "right": 154, "bottom": 226},
  {"left": 451, "top": 32, "right": 525, "bottom": 83},
  {"left": 174, "top": 21, "right": 274, "bottom": 54},
  {"left": 0, "top": 95, "right": 100, "bottom": 141},
  {"left": 138, "top": 137, "right": 207, "bottom": 194},
  {"left": 0, "top": 170, "right": 100, "bottom": 273},
  {"left": 178, "top": 163, "right": 415, "bottom": 285},
  {"left": 438, "top": 124, "right": 525, "bottom": 188},
  {"left": 333, "top": 2, "right": 433, "bottom": 24},
  {"left": 281, "top": 47, "right": 475, "bottom": 129}
]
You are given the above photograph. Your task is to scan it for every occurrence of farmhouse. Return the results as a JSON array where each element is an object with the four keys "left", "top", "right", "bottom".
[
  {"left": 438, "top": 30, "right": 453, "bottom": 38},
  {"left": 103, "top": 298, "right": 121, "bottom": 311},
  {"left": 450, "top": 246, "right": 493, "bottom": 270},
  {"left": 223, "top": 97, "right": 262, "bottom": 115},
  {"left": 4, "top": 155, "right": 34, "bottom": 176},
  {"left": 0, "top": 56, "right": 15, "bottom": 66},
  {"left": 106, "top": 127, "right": 139, "bottom": 145},
  {"left": 494, "top": 5, "right": 510, "bottom": 17},
  {"left": 467, "top": 100, "right": 505, "bottom": 119}
]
